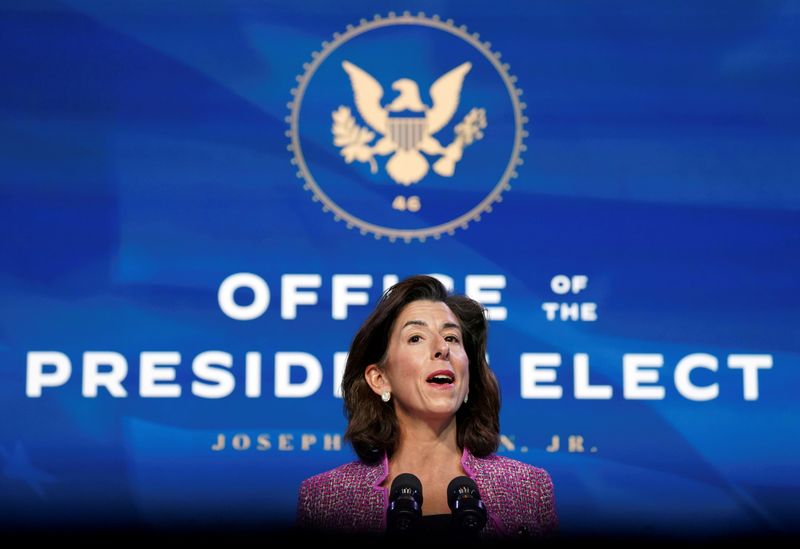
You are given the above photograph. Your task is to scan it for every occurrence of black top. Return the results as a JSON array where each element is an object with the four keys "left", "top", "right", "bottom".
[{"left": 420, "top": 513, "right": 452, "bottom": 536}]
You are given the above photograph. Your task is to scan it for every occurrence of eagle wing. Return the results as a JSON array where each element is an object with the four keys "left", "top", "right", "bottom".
[
  {"left": 425, "top": 62, "right": 472, "bottom": 135},
  {"left": 342, "top": 61, "right": 388, "bottom": 134}
]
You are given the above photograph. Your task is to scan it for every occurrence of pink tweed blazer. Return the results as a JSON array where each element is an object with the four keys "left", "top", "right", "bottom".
[{"left": 297, "top": 448, "right": 557, "bottom": 538}]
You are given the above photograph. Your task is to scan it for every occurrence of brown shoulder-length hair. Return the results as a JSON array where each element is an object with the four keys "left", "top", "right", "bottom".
[{"left": 342, "top": 275, "right": 500, "bottom": 464}]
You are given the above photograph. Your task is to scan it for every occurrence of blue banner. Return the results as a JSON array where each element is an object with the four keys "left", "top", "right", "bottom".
[{"left": 1, "top": 0, "right": 798, "bottom": 540}]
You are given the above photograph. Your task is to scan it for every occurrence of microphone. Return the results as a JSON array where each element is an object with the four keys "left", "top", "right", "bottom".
[
  {"left": 386, "top": 473, "right": 423, "bottom": 535},
  {"left": 447, "top": 476, "right": 487, "bottom": 534}
]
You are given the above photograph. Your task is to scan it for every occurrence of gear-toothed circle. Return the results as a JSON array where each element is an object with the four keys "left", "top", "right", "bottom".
[{"left": 288, "top": 13, "right": 526, "bottom": 242}]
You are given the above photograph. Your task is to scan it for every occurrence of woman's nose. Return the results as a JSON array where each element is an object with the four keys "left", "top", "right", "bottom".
[{"left": 433, "top": 337, "right": 450, "bottom": 360}]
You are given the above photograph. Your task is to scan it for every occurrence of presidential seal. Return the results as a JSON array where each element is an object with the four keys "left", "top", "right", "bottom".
[{"left": 288, "top": 12, "right": 526, "bottom": 242}]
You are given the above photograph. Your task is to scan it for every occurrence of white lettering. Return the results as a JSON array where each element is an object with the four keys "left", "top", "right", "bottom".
[
  {"left": 333, "top": 352, "right": 348, "bottom": 398},
  {"left": 281, "top": 274, "right": 321, "bottom": 320},
  {"left": 520, "top": 353, "right": 562, "bottom": 399},
  {"left": 728, "top": 354, "right": 772, "bottom": 401},
  {"left": 674, "top": 353, "right": 718, "bottom": 401},
  {"left": 218, "top": 273, "right": 270, "bottom": 320},
  {"left": 192, "top": 351, "right": 235, "bottom": 399},
  {"left": 560, "top": 302, "right": 580, "bottom": 321},
  {"left": 573, "top": 353, "right": 612, "bottom": 399},
  {"left": 465, "top": 275, "right": 506, "bottom": 321},
  {"left": 571, "top": 275, "right": 588, "bottom": 294},
  {"left": 274, "top": 352, "right": 323, "bottom": 397},
  {"left": 550, "top": 274, "right": 588, "bottom": 294},
  {"left": 550, "top": 275, "right": 570, "bottom": 294},
  {"left": 83, "top": 351, "right": 128, "bottom": 397},
  {"left": 542, "top": 302, "right": 559, "bottom": 320},
  {"left": 623, "top": 354, "right": 664, "bottom": 399},
  {"left": 332, "top": 275, "right": 372, "bottom": 320},
  {"left": 140, "top": 352, "right": 181, "bottom": 398},
  {"left": 382, "top": 274, "right": 399, "bottom": 293},
  {"left": 26, "top": 351, "right": 71, "bottom": 397},
  {"left": 245, "top": 352, "right": 261, "bottom": 398},
  {"left": 581, "top": 303, "right": 597, "bottom": 321}
]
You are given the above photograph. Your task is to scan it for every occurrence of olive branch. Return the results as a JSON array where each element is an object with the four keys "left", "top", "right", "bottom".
[
  {"left": 432, "top": 108, "right": 488, "bottom": 177},
  {"left": 332, "top": 106, "right": 378, "bottom": 174},
  {"left": 455, "top": 108, "right": 487, "bottom": 146}
]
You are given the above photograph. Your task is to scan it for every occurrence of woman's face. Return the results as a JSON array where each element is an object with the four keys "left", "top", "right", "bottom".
[{"left": 380, "top": 300, "right": 470, "bottom": 422}]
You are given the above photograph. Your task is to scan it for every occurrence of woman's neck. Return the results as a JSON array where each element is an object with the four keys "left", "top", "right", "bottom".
[
  {"left": 389, "top": 416, "right": 462, "bottom": 473},
  {"left": 387, "top": 418, "right": 466, "bottom": 515}
]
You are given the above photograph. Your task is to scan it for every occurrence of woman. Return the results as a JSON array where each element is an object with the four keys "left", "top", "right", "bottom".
[{"left": 297, "top": 275, "right": 557, "bottom": 539}]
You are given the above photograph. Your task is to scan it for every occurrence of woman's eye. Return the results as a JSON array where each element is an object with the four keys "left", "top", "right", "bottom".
[
  {"left": 445, "top": 335, "right": 460, "bottom": 343},
  {"left": 408, "top": 335, "right": 421, "bottom": 343}
]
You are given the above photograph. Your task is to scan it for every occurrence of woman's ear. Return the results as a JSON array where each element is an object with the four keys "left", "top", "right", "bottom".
[{"left": 364, "top": 363, "right": 388, "bottom": 396}]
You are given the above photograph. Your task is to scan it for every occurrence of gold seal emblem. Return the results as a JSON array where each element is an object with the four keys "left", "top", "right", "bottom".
[{"left": 288, "top": 12, "right": 527, "bottom": 242}]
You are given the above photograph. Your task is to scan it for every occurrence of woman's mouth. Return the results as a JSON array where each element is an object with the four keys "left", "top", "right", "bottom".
[{"left": 426, "top": 370, "right": 455, "bottom": 385}]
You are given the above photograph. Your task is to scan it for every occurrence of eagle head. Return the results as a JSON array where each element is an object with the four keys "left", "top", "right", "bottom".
[{"left": 387, "top": 79, "right": 427, "bottom": 112}]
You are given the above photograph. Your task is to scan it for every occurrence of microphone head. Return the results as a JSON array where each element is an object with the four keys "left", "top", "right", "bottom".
[
  {"left": 447, "top": 476, "right": 487, "bottom": 533},
  {"left": 447, "top": 476, "right": 480, "bottom": 507},
  {"left": 391, "top": 473, "right": 424, "bottom": 506},
  {"left": 387, "top": 473, "right": 423, "bottom": 534}
]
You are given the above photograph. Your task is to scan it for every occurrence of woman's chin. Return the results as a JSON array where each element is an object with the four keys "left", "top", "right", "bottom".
[{"left": 417, "top": 399, "right": 462, "bottom": 419}]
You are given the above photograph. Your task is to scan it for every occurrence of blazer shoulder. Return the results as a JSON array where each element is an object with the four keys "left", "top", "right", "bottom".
[
  {"left": 301, "top": 460, "right": 369, "bottom": 487},
  {"left": 298, "top": 460, "right": 374, "bottom": 505},
  {"left": 297, "top": 460, "right": 385, "bottom": 531},
  {"left": 488, "top": 454, "right": 555, "bottom": 485},
  {"left": 471, "top": 454, "right": 558, "bottom": 536}
]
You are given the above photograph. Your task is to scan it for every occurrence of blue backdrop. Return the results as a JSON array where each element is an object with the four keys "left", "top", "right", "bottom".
[{"left": 1, "top": 0, "right": 798, "bottom": 539}]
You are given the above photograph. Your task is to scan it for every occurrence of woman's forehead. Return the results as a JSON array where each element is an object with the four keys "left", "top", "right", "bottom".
[{"left": 395, "top": 300, "right": 459, "bottom": 327}]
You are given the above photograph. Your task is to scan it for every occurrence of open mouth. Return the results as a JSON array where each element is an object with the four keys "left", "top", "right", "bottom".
[{"left": 426, "top": 371, "right": 455, "bottom": 385}]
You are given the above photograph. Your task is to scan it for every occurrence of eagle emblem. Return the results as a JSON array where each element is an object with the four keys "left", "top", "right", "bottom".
[{"left": 332, "top": 61, "right": 487, "bottom": 185}]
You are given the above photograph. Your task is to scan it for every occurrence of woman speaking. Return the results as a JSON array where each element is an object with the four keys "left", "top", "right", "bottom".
[{"left": 297, "top": 275, "right": 557, "bottom": 540}]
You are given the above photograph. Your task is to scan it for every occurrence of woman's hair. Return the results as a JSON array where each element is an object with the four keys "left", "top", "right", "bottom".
[{"left": 342, "top": 275, "right": 501, "bottom": 463}]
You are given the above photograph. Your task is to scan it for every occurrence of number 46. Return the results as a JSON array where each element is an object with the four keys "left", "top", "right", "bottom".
[{"left": 392, "top": 195, "right": 421, "bottom": 212}]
